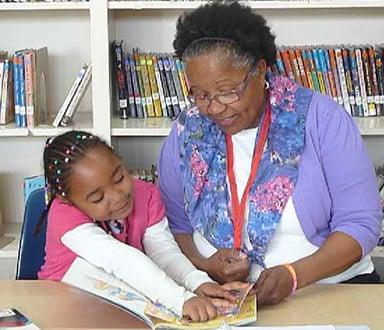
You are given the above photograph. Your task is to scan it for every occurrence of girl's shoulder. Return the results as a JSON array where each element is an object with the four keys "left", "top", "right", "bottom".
[{"left": 48, "top": 198, "right": 93, "bottom": 236}]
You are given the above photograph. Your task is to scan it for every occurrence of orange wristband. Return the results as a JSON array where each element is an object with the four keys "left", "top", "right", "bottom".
[{"left": 283, "top": 263, "right": 297, "bottom": 294}]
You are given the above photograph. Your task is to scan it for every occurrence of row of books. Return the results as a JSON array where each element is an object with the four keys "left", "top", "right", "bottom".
[
  {"left": 112, "top": 41, "right": 190, "bottom": 120},
  {"left": 274, "top": 46, "right": 384, "bottom": 117},
  {"left": 0, "top": 47, "right": 48, "bottom": 127}
]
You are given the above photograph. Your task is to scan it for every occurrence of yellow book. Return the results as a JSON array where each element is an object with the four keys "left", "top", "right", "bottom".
[
  {"left": 146, "top": 55, "right": 162, "bottom": 117},
  {"left": 140, "top": 53, "right": 155, "bottom": 117}
]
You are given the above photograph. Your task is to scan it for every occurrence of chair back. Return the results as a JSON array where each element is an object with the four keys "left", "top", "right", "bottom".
[{"left": 16, "top": 188, "right": 47, "bottom": 279}]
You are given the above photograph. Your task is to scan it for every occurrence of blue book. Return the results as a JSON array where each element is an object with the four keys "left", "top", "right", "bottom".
[{"left": 12, "top": 59, "right": 21, "bottom": 127}]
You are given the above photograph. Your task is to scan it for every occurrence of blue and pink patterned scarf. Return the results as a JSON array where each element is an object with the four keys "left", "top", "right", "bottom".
[{"left": 177, "top": 74, "right": 313, "bottom": 267}]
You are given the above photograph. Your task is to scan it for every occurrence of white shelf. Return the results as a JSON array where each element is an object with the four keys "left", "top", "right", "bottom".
[
  {"left": 0, "top": 124, "right": 29, "bottom": 137},
  {"left": 108, "top": 0, "right": 384, "bottom": 10},
  {"left": 111, "top": 116, "right": 173, "bottom": 136},
  {"left": 354, "top": 117, "right": 384, "bottom": 136},
  {"left": 0, "top": 223, "right": 20, "bottom": 259},
  {"left": 0, "top": 2, "right": 89, "bottom": 11},
  {"left": 30, "top": 112, "right": 95, "bottom": 137}
]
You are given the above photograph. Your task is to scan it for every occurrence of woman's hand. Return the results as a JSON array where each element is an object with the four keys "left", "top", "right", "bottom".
[
  {"left": 203, "top": 248, "right": 249, "bottom": 284},
  {"left": 195, "top": 282, "right": 236, "bottom": 302},
  {"left": 253, "top": 265, "right": 293, "bottom": 305},
  {"left": 182, "top": 296, "right": 217, "bottom": 322}
]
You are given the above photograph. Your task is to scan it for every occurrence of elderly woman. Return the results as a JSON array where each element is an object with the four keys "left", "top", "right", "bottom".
[{"left": 158, "top": 1, "right": 382, "bottom": 305}]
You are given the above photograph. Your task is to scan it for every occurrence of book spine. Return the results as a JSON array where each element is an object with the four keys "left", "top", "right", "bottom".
[
  {"left": 129, "top": 54, "right": 144, "bottom": 118},
  {"left": 52, "top": 65, "right": 87, "bottom": 127},
  {"left": 280, "top": 48, "right": 295, "bottom": 81},
  {"left": 139, "top": 53, "right": 155, "bottom": 117},
  {"left": 355, "top": 48, "right": 369, "bottom": 117},
  {"left": 175, "top": 58, "right": 190, "bottom": 108},
  {"left": 368, "top": 46, "right": 381, "bottom": 115},
  {"left": 153, "top": 55, "right": 168, "bottom": 117},
  {"left": 24, "top": 52, "right": 35, "bottom": 127},
  {"left": 323, "top": 48, "right": 338, "bottom": 103},
  {"left": 328, "top": 48, "right": 343, "bottom": 105},
  {"left": 12, "top": 56, "right": 21, "bottom": 127},
  {"left": 61, "top": 65, "right": 92, "bottom": 127},
  {"left": 349, "top": 47, "right": 364, "bottom": 117},
  {"left": 113, "top": 41, "right": 128, "bottom": 119},
  {"left": 168, "top": 56, "right": 186, "bottom": 112},
  {"left": 335, "top": 48, "right": 351, "bottom": 114},
  {"left": 124, "top": 54, "right": 137, "bottom": 118},
  {"left": 0, "top": 60, "right": 9, "bottom": 125},
  {"left": 17, "top": 54, "right": 26, "bottom": 127},
  {"left": 295, "top": 48, "right": 308, "bottom": 88},
  {"left": 146, "top": 55, "right": 162, "bottom": 117},
  {"left": 162, "top": 56, "right": 180, "bottom": 118},
  {"left": 275, "top": 49, "right": 287, "bottom": 76},
  {"left": 312, "top": 48, "right": 326, "bottom": 95},
  {"left": 133, "top": 49, "right": 147, "bottom": 118},
  {"left": 288, "top": 48, "right": 302, "bottom": 85},
  {"left": 157, "top": 57, "right": 172, "bottom": 117},
  {"left": 342, "top": 48, "right": 356, "bottom": 115},
  {"left": 361, "top": 48, "right": 376, "bottom": 116},
  {"left": 375, "top": 46, "right": 384, "bottom": 116},
  {"left": 318, "top": 47, "right": 332, "bottom": 98},
  {"left": 306, "top": 48, "right": 321, "bottom": 92}
]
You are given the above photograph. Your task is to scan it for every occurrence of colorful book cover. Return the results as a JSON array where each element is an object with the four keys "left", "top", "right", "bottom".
[
  {"left": 294, "top": 48, "right": 308, "bottom": 88},
  {"left": 288, "top": 48, "right": 302, "bottom": 85},
  {"left": 335, "top": 48, "right": 352, "bottom": 114},
  {"left": 306, "top": 48, "right": 321, "bottom": 93},
  {"left": 280, "top": 48, "right": 295, "bottom": 81},
  {"left": 133, "top": 49, "right": 148, "bottom": 117},
  {"left": 318, "top": 47, "right": 332, "bottom": 98},
  {"left": 275, "top": 50, "right": 286, "bottom": 76},
  {"left": 361, "top": 47, "right": 376, "bottom": 116},
  {"left": 342, "top": 48, "right": 356, "bottom": 115},
  {"left": 368, "top": 46, "right": 381, "bottom": 115},
  {"left": 374, "top": 46, "right": 384, "bottom": 116},
  {"left": 311, "top": 48, "right": 326, "bottom": 94},
  {"left": 63, "top": 258, "right": 257, "bottom": 330},
  {"left": 328, "top": 48, "right": 343, "bottom": 105},
  {"left": 162, "top": 56, "right": 180, "bottom": 118},
  {"left": 0, "top": 308, "right": 39, "bottom": 329},
  {"left": 168, "top": 56, "right": 186, "bottom": 112},
  {"left": 157, "top": 56, "right": 172, "bottom": 117},
  {"left": 322, "top": 48, "right": 338, "bottom": 103}
]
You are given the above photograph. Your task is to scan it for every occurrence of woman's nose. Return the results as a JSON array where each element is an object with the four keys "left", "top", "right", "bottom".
[{"left": 207, "top": 99, "right": 226, "bottom": 115}]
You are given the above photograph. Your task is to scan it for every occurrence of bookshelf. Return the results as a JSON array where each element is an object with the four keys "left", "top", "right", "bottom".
[{"left": 1, "top": 0, "right": 384, "bottom": 279}]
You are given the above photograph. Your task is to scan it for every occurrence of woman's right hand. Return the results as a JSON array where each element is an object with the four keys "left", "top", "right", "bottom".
[
  {"left": 182, "top": 296, "right": 217, "bottom": 322},
  {"left": 203, "top": 248, "right": 249, "bottom": 284}
]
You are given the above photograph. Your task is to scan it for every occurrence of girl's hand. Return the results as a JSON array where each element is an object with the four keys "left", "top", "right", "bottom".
[
  {"left": 203, "top": 248, "right": 249, "bottom": 284},
  {"left": 182, "top": 296, "right": 217, "bottom": 322},
  {"left": 253, "top": 265, "right": 293, "bottom": 305},
  {"left": 195, "top": 282, "right": 236, "bottom": 302}
]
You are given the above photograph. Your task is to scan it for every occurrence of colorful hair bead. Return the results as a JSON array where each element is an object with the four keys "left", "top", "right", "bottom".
[
  {"left": 65, "top": 149, "right": 71, "bottom": 155},
  {"left": 64, "top": 157, "right": 70, "bottom": 163},
  {"left": 57, "top": 169, "right": 61, "bottom": 175}
]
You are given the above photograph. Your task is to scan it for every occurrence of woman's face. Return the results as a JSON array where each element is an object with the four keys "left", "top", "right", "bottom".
[{"left": 185, "top": 51, "right": 267, "bottom": 135}]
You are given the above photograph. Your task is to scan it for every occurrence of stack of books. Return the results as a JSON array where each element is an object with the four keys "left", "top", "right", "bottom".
[{"left": 0, "top": 47, "right": 48, "bottom": 127}]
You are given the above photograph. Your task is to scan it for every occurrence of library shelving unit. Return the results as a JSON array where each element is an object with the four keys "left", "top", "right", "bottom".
[{"left": 1, "top": 0, "right": 384, "bottom": 279}]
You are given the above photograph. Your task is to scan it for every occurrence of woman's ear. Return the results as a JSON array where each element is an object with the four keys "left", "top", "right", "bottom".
[{"left": 256, "top": 59, "right": 267, "bottom": 77}]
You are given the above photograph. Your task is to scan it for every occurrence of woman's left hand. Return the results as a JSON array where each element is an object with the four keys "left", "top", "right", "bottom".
[
  {"left": 195, "top": 282, "right": 237, "bottom": 302},
  {"left": 253, "top": 265, "right": 294, "bottom": 305}
]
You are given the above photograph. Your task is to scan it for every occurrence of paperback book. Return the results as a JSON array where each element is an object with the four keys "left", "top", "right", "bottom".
[{"left": 62, "top": 257, "right": 257, "bottom": 330}]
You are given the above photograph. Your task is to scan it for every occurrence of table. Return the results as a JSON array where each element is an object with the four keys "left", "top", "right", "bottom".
[{"left": 0, "top": 281, "right": 383, "bottom": 329}]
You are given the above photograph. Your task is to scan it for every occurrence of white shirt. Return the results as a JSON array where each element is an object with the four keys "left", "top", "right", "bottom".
[{"left": 194, "top": 127, "right": 373, "bottom": 283}]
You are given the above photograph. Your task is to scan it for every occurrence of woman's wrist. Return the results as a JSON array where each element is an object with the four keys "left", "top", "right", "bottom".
[{"left": 282, "top": 263, "right": 298, "bottom": 294}]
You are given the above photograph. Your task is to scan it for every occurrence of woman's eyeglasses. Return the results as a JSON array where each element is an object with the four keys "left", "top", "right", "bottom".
[{"left": 187, "top": 64, "right": 257, "bottom": 108}]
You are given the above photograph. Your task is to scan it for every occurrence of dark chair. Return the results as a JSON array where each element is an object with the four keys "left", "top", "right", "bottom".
[{"left": 16, "top": 188, "right": 47, "bottom": 280}]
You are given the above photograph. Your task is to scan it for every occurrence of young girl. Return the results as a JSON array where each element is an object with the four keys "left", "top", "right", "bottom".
[{"left": 38, "top": 130, "right": 237, "bottom": 322}]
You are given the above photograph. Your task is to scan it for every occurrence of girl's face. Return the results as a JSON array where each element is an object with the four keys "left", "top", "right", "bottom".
[
  {"left": 65, "top": 145, "right": 134, "bottom": 221},
  {"left": 185, "top": 51, "right": 267, "bottom": 135}
]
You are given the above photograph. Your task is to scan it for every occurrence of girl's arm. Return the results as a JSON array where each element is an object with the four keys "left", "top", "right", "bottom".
[
  {"left": 61, "top": 222, "right": 195, "bottom": 317},
  {"left": 143, "top": 217, "right": 215, "bottom": 292}
]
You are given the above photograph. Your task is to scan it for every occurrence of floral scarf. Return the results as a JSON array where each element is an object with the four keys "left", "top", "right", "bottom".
[{"left": 177, "top": 74, "right": 313, "bottom": 267}]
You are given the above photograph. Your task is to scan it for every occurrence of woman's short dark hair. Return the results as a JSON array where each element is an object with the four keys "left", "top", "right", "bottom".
[{"left": 173, "top": 1, "right": 276, "bottom": 68}]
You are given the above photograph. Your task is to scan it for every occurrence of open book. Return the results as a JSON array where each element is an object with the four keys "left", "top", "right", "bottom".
[{"left": 62, "top": 258, "right": 256, "bottom": 330}]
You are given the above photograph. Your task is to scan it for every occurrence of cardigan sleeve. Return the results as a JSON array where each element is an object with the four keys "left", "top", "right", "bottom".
[
  {"left": 157, "top": 123, "right": 194, "bottom": 234},
  {"left": 316, "top": 94, "right": 382, "bottom": 256}
]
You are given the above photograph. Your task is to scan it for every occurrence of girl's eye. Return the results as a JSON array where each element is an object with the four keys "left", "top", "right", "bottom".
[
  {"left": 114, "top": 175, "right": 124, "bottom": 184},
  {"left": 92, "top": 195, "right": 104, "bottom": 204}
]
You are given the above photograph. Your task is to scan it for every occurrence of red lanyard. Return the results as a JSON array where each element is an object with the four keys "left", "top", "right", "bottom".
[{"left": 225, "top": 102, "right": 271, "bottom": 250}]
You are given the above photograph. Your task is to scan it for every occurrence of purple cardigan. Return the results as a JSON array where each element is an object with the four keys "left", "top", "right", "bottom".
[{"left": 157, "top": 92, "right": 382, "bottom": 257}]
